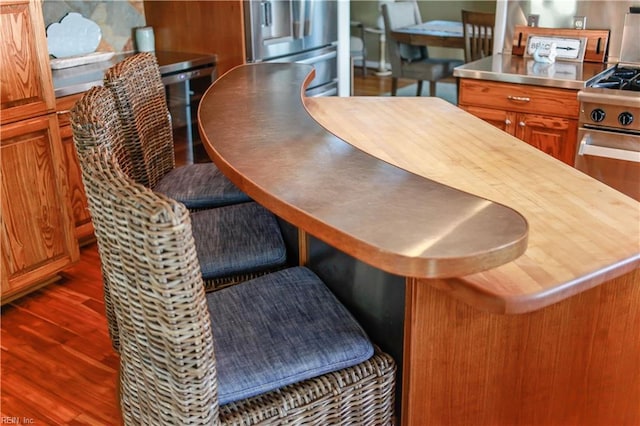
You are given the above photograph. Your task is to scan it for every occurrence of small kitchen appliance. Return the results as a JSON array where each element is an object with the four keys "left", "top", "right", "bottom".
[{"left": 575, "top": 10, "right": 640, "bottom": 201}]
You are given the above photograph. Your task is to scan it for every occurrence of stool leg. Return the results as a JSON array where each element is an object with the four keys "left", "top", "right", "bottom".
[
  {"left": 350, "top": 56, "right": 355, "bottom": 96},
  {"left": 430, "top": 80, "right": 437, "bottom": 97}
]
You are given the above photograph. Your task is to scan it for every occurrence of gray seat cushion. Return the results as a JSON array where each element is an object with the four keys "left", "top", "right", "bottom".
[
  {"left": 191, "top": 202, "right": 287, "bottom": 279},
  {"left": 207, "top": 266, "right": 374, "bottom": 405},
  {"left": 154, "top": 163, "right": 251, "bottom": 210}
]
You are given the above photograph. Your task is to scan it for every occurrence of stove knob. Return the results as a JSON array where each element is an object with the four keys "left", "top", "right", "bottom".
[
  {"left": 619, "top": 112, "right": 634, "bottom": 126},
  {"left": 590, "top": 108, "right": 606, "bottom": 122}
]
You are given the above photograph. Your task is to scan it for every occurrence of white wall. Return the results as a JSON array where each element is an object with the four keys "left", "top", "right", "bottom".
[{"left": 338, "top": 0, "right": 351, "bottom": 96}]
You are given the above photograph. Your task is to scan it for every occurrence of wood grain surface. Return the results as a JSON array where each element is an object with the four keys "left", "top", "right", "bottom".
[
  {"left": 198, "top": 63, "right": 529, "bottom": 280},
  {"left": 1, "top": 244, "right": 121, "bottom": 425},
  {"left": 143, "top": 0, "right": 245, "bottom": 76},
  {"left": 0, "top": 0, "right": 56, "bottom": 125},
  {"left": 402, "top": 269, "right": 639, "bottom": 426},
  {"left": 305, "top": 96, "right": 639, "bottom": 313}
]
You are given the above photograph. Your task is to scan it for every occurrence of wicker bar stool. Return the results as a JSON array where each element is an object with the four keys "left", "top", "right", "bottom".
[
  {"left": 103, "top": 52, "right": 251, "bottom": 210},
  {"left": 71, "top": 86, "right": 289, "bottom": 351},
  {"left": 74, "top": 132, "right": 396, "bottom": 425}
]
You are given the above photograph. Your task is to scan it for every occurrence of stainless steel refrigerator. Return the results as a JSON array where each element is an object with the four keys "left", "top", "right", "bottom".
[{"left": 244, "top": 0, "right": 338, "bottom": 96}]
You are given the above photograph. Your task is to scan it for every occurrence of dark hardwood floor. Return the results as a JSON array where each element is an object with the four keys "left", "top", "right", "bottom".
[{"left": 0, "top": 70, "right": 399, "bottom": 425}]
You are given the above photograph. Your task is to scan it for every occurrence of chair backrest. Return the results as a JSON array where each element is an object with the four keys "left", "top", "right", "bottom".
[
  {"left": 103, "top": 52, "right": 175, "bottom": 189},
  {"left": 70, "top": 85, "right": 141, "bottom": 353},
  {"left": 396, "top": 0, "right": 422, "bottom": 23},
  {"left": 382, "top": 2, "right": 427, "bottom": 75},
  {"left": 350, "top": 21, "right": 366, "bottom": 59},
  {"left": 71, "top": 87, "right": 220, "bottom": 424},
  {"left": 462, "top": 9, "right": 495, "bottom": 62},
  {"left": 350, "top": 36, "right": 364, "bottom": 59}
]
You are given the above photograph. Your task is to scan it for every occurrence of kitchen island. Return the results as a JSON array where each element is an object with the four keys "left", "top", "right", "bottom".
[{"left": 199, "top": 63, "right": 639, "bottom": 426}]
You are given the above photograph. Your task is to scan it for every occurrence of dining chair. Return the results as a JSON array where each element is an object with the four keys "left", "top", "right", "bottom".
[
  {"left": 74, "top": 129, "right": 397, "bottom": 424},
  {"left": 71, "top": 86, "right": 289, "bottom": 350},
  {"left": 350, "top": 20, "right": 367, "bottom": 79},
  {"left": 461, "top": 9, "right": 496, "bottom": 63},
  {"left": 382, "top": 2, "right": 462, "bottom": 97},
  {"left": 397, "top": 0, "right": 422, "bottom": 22},
  {"left": 103, "top": 52, "right": 251, "bottom": 210}
]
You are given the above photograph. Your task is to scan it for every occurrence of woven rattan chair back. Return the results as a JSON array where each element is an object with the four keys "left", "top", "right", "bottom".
[
  {"left": 74, "top": 143, "right": 219, "bottom": 424},
  {"left": 103, "top": 52, "right": 175, "bottom": 189},
  {"left": 70, "top": 85, "right": 142, "bottom": 353}
]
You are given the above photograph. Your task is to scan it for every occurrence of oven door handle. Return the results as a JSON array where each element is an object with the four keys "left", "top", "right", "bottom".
[{"left": 578, "top": 135, "right": 640, "bottom": 163}]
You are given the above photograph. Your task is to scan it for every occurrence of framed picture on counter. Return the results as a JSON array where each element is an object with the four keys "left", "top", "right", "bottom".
[{"left": 525, "top": 35, "right": 587, "bottom": 62}]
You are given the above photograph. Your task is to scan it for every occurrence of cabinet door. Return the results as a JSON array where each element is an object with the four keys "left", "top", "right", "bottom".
[
  {"left": 57, "top": 94, "right": 94, "bottom": 244},
  {"left": 59, "top": 122, "right": 94, "bottom": 244},
  {"left": 516, "top": 113, "right": 578, "bottom": 165},
  {"left": 1, "top": 114, "right": 79, "bottom": 300},
  {"left": 0, "top": 0, "right": 55, "bottom": 125},
  {"left": 459, "top": 104, "right": 514, "bottom": 134}
]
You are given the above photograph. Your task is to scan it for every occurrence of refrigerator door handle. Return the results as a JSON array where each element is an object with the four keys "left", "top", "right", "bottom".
[
  {"left": 293, "top": 0, "right": 305, "bottom": 39},
  {"left": 295, "top": 50, "right": 337, "bottom": 65},
  {"left": 261, "top": 1, "right": 271, "bottom": 27},
  {"left": 309, "top": 85, "right": 338, "bottom": 97},
  {"left": 305, "top": 0, "right": 313, "bottom": 36}
]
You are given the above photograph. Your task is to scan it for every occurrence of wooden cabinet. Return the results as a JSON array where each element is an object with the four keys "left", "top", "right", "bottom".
[
  {"left": 459, "top": 79, "right": 579, "bottom": 165},
  {"left": 57, "top": 94, "right": 94, "bottom": 245},
  {"left": 0, "top": 0, "right": 56, "bottom": 124},
  {"left": 1, "top": 0, "right": 79, "bottom": 303}
]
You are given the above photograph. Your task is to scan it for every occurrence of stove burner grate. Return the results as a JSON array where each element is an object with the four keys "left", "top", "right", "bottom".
[
  {"left": 611, "top": 67, "right": 640, "bottom": 79},
  {"left": 627, "top": 80, "right": 640, "bottom": 92},
  {"left": 590, "top": 65, "right": 640, "bottom": 91},
  {"left": 593, "top": 77, "right": 625, "bottom": 89}
]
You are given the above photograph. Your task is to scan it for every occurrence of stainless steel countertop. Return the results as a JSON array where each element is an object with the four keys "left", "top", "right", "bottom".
[
  {"left": 453, "top": 54, "right": 611, "bottom": 90},
  {"left": 53, "top": 51, "right": 217, "bottom": 98}
]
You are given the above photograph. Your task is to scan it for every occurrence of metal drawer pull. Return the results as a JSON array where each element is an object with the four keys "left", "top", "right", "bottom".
[
  {"left": 518, "top": 121, "right": 525, "bottom": 127},
  {"left": 578, "top": 136, "right": 640, "bottom": 163},
  {"left": 504, "top": 119, "right": 511, "bottom": 125},
  {"left": 507, "top": 95, "right": 531, "bottom": 102}
]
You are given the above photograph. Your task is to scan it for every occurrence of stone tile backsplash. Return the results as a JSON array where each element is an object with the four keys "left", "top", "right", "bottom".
[{"left": 43, "top": 0, "right": 146, "bottom": 55}]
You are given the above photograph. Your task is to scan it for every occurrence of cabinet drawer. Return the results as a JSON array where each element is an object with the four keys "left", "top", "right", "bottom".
[
  {"left": 459, "top": 79, "right": 579, "bottom": 119},
  {"left": 56, "top": 93, "right": 83, "bottom": 127}
]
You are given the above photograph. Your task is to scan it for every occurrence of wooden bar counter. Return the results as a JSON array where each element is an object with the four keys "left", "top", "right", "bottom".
[{"left": 199, "top": 63, "right": 639, "bottom": 426}]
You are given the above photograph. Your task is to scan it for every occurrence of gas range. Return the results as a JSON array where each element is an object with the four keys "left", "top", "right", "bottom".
[
  {"left": 579, "top": 65, "right": 640, "bottom": 133},
  {"left": 578, "top": 9, "right": 640, "bottom": 134},
  {"left": 574, "top": 11, "right": 640, "bottom": 201}
]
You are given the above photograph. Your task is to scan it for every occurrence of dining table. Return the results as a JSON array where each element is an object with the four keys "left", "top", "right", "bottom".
[{"left": 390, "top": 19, "right": 465, "bottom": 50}]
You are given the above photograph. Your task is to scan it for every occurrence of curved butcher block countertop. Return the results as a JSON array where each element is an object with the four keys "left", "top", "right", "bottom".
[
  {"left": 199, "top": 63, "right": 528, "bottom": 280},
  {"left": 199, "top": 63, "right": 639, "bottom": 314}
]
